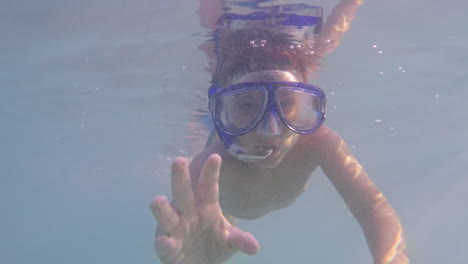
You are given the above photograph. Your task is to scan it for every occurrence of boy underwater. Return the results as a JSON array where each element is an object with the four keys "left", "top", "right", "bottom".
[{"left": 151, "top": 1, "right": 409, "bottom": 263}]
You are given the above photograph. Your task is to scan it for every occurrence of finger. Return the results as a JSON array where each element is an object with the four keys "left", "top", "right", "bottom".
[
  {"left": 197, "top": 0, "right": 222, "bottom": 29},
  {"left": 197, "top": 153, "right": 222, "bottom": 205},
  {"left": 150, "top": 196, "right": 179, "bottom": 233},
  {"left": 228, "top": 227, "right": 260, "bottom": 256},
  {"left": 154, "top": 235, "right": 177, "bottom": 260},
  {"left": 171, "top": 157, "right": 195, "bottom": 216}
]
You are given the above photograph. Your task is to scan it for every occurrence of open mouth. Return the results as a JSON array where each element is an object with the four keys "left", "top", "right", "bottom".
[
  {"left": 253, "top": 146, "right": 276, "bottom": 156},
  {"left": 251, "top": 146, "right": 280, "bottom": 162},
  {"left": 228, "top": 144, "right": 275, "bottom": 162},
  {"left": 241, "top": 147, "right": 274, "bottom": 161}
]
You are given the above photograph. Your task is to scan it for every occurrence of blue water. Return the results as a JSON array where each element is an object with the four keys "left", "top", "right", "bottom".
[{"left": 1, "top": 0, "right": 467, "bottom": 263}]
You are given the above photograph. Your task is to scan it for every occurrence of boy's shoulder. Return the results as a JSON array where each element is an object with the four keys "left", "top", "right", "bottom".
[{"left": 295, "top": 125, "right": 344, "bottom": 158}]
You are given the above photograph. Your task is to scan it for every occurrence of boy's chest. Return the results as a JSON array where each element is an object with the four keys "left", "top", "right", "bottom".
[{"left": 218, "top": 159, "right": 319, "bottom": 219}]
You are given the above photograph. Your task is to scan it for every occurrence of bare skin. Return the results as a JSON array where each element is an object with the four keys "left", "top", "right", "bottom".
[
  {"left": 198, "top": 0, "right": 364, "bottom": 73},
  {"left": 152, "top": 89, "right": 409, "bottom": 264},
  {"left": 152, "top": 125, "right": 408, "bottom": 264},
  {"left": 151, "top": 154, "right": 259, "bottom": 264},
  {"left": 151, "top": 1, "right": 409, "bottom": 263},
  {"left": 189, "top": 128, "right": 322, "bottom": 219}
]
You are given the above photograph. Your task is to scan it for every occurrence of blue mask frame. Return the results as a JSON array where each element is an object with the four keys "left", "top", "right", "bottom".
[{"left": 209, "top": 81, "right": 326, "bottom": 136}]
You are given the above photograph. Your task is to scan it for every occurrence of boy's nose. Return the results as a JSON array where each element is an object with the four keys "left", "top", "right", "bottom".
[{"left": 257, "top": 110, "right": 283, "bottom": 136}]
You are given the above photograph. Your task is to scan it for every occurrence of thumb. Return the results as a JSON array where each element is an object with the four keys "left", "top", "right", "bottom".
[{"left": 227, "top": 227, "right": 260, "bottom": 255}]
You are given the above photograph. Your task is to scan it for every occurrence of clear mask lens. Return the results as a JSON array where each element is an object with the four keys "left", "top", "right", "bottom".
[
  {"left": 213, "top": 85, "right": 323, "bottom": 135},
  {"left": 214, "top": 87, "right": 267, "bottom": 134},
  {"left": 276, "top": 86, "right": 322, "bottom": 131}
]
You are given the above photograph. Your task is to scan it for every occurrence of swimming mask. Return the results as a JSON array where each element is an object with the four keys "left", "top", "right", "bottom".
[
  {"left": 209, "top": 70, "right": 326, "bottom": 161},
  {"left": 209, "top": 77, "right": 326, "bottom": 136}
]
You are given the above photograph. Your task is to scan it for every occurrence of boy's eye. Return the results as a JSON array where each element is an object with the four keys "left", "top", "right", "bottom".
[
  {"left": 234, "top": 95, "right": 262, "bottom": 112},
  {"left": 281, "top": 99, "right": 293, "bottom": 107},
  {"left": 280, "top": 97, "right": 295, "bottom": 110},
  {"left": 238, "top": 102, "right": 253, "bottom": 110}
]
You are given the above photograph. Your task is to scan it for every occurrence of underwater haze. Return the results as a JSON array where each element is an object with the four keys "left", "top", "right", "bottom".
[{"left": 1, "top": 0, "right": 468, "bottom": 263}]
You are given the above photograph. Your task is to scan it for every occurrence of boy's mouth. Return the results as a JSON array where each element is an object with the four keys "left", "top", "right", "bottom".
[
  {"left": 253, "top": 147, "right": 275, "bottom": 157},
  {"left": 252, "top": 145, "right": 281, "bottom": 160},
  {"left": 227, "top": 144, "right": 274, "bottom": 162}
]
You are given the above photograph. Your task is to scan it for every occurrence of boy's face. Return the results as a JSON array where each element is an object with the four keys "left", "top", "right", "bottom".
[{"left": 227, "top": 71, "right": 301, "bottom": 168}]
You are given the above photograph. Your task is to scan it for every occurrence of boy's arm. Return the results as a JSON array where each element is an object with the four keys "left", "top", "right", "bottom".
[
  {"left": 314, "top": 0, "right": 363, "bottom": 57},
  {"left": 315, "top": 127, "right": 409, "bottom": 264},
  {"left": 197, "top": 0, "right": 222, "bottom": 74}
]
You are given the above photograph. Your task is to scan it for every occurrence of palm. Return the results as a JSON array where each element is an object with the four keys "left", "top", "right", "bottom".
[{"left": 151, "top": 154, "right": 259, "bottom": 264}]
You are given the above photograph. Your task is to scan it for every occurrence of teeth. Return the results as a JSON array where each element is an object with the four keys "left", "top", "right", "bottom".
[
  {"left": 228, "top": 145, "right": 273, "bottom": 162},
  {"left": 239, "top": 148, "right": 273, "bottom": 161},
  {"left": 255, "top": 148, "right": 274, "bottom": 156}
]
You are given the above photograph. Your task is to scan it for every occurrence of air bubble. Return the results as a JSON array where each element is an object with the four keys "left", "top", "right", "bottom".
[{"left": 250, "top": 39, "right": 262, "bottom": 48}]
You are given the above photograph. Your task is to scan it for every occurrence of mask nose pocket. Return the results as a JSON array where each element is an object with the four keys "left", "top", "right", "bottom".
[{"left": 257, "top": 110, "right": 283, "bottom": 136}]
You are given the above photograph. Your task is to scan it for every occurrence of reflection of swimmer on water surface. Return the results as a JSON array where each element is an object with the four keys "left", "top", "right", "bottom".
[{"left": 151, "top": 1, "right": 409, "bottom": 264}]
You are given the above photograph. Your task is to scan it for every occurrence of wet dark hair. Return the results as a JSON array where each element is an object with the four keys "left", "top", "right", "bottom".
[{"left": 212, "top": 27, "right": 320, "bottom": 87}]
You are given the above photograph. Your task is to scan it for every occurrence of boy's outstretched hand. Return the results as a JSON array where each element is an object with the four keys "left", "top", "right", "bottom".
[{"left": 151, "top": 154, "right": 259, "bottom": 264}]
